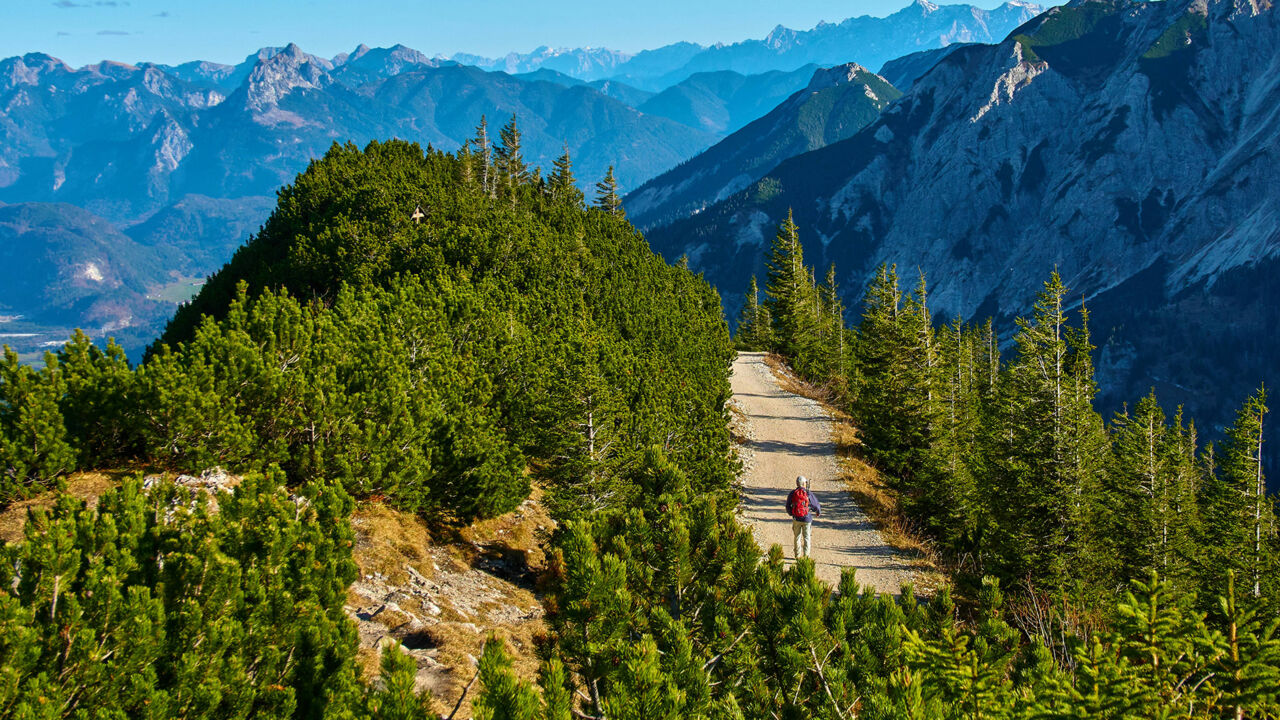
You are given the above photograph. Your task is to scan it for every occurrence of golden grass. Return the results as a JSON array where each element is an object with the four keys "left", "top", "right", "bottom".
[
  {"left": 460, "top": 485, "right": 555, "bottom": 572},
  {"left": 348, "top": 490, "right": 554, "bottom": 718},
  {"left": 0, "top": 471, "right": 128, "bottom": 544},
  {"left": 351, "top": 501, "right": 436, "bottom": 585}
]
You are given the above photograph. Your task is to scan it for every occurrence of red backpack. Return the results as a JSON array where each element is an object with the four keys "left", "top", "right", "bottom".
[{"left": 788, "top": 488, "right": 810, "bottom": 519}]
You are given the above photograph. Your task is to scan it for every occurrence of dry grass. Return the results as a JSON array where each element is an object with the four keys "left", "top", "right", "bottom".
[
  {"left": 762, "top": 355, "right": 948, "bottom": 594},
  {"left": 0, "top": 471, "right": 128, "bottom": 544},
  {"left": 461, "top": 485, "right": 555, "bottom": 573},
  {"left": 351, "top": 502, "right": 437, "bottom": 585},
  {"left": 348, "top": 490, "right": 554, "bottom": 718}
]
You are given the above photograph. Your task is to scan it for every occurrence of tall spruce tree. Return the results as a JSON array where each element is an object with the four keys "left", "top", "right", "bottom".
[
  {"left": 496, "top": 113, "right": 530, "bottom": 195},
  {"left": 982, "top": 272, "right": 1105, "bottom": 587},
  {"left": 736, "top": 275, "right": 772, "bottom": 351},
  {"left": 594, "top": 166, "right": 624, "bottom": 217},
  {"left": 473, "top": 114, "right": 494, "bottom": 196},
  {"left": 763, "top": 210, "right": 815, "bottom": 359},
  {"left": 548, "top": 145, "right": 583, "bottom": 207},
  {"left": 1204, "top": 388, "right": 1276, "bottom": 600}
]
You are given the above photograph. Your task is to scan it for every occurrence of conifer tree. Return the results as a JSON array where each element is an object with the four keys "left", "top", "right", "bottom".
[
  {"left": 920, "top": 317, "right": 981, "bottom": 548},
  {"left": 853, "top": 264, "right": 936, "bottom": 485},
  {"left": 1204, "top": 388, "right": 1275, "bottom": 599},
  {"left": 56, "top": 330, "right": 138, "bottom": 466},
  {"left": 0, "top": 348, "right": 76, "bottom": 503},
  {"left": 1107, "top": 394, "right": 1200, "bottom": 588},
  {"left": 474, "top": 638, "right": 544, "bottom": 720},
  {"left": 548, "top": 145, "right": 583, "bottom": 207},
  {"left": 473, "top": 114, "right": 494, "bottom": 196},
  {"left": 594, "top": 166, "right": 624, "bottom": 217},
  {"left": 735, "top": 275, "right": 772, "bottom": 351},
  {"left": 983, "top": 272, "right": 1105, "bottom": 587},
  {"left": 763, "top": 210, "right": 815, "bottom": 359},
  {"left": 458, "top": 141, "right": 476, "bottom": 188},
  {"left": 819, "top": 264, "right": 848, "bottom": 385},
  {"left": 1211, "top": 572, "right": 1280, "bottom": 716},
  {"left": 496, "top": 113, "right": 530, "bottom": 194},
  {"left": 366, "top": 642, "right": 435, "bottom": 719}
]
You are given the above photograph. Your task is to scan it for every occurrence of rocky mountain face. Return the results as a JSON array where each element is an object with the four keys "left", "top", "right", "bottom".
[
  {"left": 626, "top": 64, "right": 901, "bottom": 230},
  {"left": 649, "top": 0, "right": 1280, "bottom": 455}
]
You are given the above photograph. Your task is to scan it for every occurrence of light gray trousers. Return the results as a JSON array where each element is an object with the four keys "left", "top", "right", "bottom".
[{"left": 792, "top": 519, "right": 812, "bottom": 559}]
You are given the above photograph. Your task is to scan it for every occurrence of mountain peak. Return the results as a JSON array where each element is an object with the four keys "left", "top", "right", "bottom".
[
  {"left": 763, "top": 24, "right": 801, "bottom": 51},
  {"left": 804, "top": 62, "right": 873, "bottom": 91},
  {"left": 914, "top": 0, "right": 941, "bottom": 12},
  {"left": 241, "top": 42, "right": 329, "bottom": 111},
  {"left": 2, "top": 53, "right": 70, "bottom": 87}
]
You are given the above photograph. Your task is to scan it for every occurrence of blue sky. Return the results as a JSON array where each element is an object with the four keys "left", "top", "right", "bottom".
[{"left": 7, "top": 0, "right": 1031, "bottom": 67}]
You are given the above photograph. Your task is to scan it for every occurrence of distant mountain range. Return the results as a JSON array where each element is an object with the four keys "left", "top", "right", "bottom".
[
  {"left": 0, "top": 0, "right": 1044, "bottom": 358},
  {"left": 455, "top": 0, "right": 1044, "bottom": 89},
  {"left": 647, "top": 0, "right": 1280, "bottom": 461}
]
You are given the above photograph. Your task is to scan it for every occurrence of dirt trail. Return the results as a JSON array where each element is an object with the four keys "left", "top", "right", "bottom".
[{"left": 731, "top": 352, "right": 912, "bottom": 595}]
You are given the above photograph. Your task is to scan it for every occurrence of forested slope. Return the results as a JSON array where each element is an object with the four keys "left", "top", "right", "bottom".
[
  {"left": 2, "top": 137, "right": 1279, "bottom": 719},
  {"left": 2, "top": 134, "right": 736, "bottom": 522}
]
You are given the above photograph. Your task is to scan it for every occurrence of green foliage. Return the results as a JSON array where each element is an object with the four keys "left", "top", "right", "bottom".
[
  {"left": 763, "top": 210, "right": 815, "bottom": 360},
  {"left": 0, "top": 470, "right": 362, "bottom": 718},
  {"left": 474, "top": 638, "right": 544, "bottom": 720},
  {"left": 756, "top": 217, "right": 1280, "bottom": 616},
  {"left": 594, "top": 166, "right": 623, "bottom": 218},
  {"left": 0, "top": 348, "right": 76, "bottom": 504},
  {"left": 526, "top": 451, "right": 1280, "bottom": 719},
  {"left": 734, "top": 275, "right": 773, "bottom": 351},
  {"left": 8, "top": 136, "right": 734, "bottom": 524},
  {"left": 364, "top": 643, "right": 435, "bottom": 719}
]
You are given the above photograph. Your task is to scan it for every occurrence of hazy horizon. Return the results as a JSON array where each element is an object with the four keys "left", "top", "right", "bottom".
[{"left": 5, "top": 0, "right": 1050, "bottom": 69}]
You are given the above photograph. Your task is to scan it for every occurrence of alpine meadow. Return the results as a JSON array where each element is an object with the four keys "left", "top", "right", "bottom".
[{"left": 2, "top": 0, "right": 1280, "bottom": 718}]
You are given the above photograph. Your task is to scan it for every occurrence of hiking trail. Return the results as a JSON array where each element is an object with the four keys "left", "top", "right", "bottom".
[{"left": 731, "top": 351, "right": 913, "bottom": 595}]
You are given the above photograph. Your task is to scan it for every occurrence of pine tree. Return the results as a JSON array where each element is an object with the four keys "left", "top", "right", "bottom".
[
  {"left": 496, "top": 113, "right": 530, "bottom": 194},
  {"left": 852, "top": 264, "right": 938, "bottom": 487},
  {"left": 817, "top": 264, "right": 849, "bottom": 386},
  {"left": 736, "top": 275, "right": 772, "bottom": 351},
  {"left": 1205, "top": 388, "right": 1275, "bottom": 599},
  {"left": 1108, "top": 393, "right": 1200, "bottom": 589},
  {"left": 983, "top": 272, "right": 1105, "bottom": 587},
  {"left": 473, "top": 114, "right": 494, "bottom": 196},
  {"left": 594, "top": 166, "right": 624, "bottom": 217},
  {"left": 56, "top": 330, "right": 138, "bottom": 465},
  {"left": 366, "top": 642, "right": 435, "bottom": 719},
  {"left": 548, "top": 145, "right": 583, "bottom": 207},
  {"left": 920, "top": 317, "right": 981, "bottom": 548},
  {"left": 474, "top": 637, "right": 543, "bottom": 720},
  {"left": 0, "top": 348, "right": 77, "bottom": 503},
  {"left": 763, "top": 210, "right": 815, "bottom": 359},
  {"left": 1211, "top": 572, "right": 1280, "bottom": 717}
]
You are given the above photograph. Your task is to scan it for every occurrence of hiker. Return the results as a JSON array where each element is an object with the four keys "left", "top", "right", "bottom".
[{"left": 785, "top": 475, "right": 821, "bottom": 559}]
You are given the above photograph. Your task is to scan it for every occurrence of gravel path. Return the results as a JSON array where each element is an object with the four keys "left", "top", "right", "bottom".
[{"left": 730, "top": 352, "right": 913, "bottom": 595}]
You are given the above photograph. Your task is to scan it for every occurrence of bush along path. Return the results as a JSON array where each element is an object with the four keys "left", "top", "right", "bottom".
[{"left": 730, "top": 351, "right": 913, "bottom": 594}]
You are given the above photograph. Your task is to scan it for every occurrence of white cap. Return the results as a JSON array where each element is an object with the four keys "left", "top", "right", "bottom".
[{"left": 796, "top": 476, "right": 808, "bottom": 488}]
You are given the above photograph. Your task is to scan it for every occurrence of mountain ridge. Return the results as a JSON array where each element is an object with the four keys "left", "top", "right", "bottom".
[{"left": 647, "top": 0, "right": 1280, "bottom": 452}]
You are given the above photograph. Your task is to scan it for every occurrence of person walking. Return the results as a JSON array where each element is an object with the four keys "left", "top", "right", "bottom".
[{"left": 785, "top": 475, "right": 821, "bottom": 559}]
